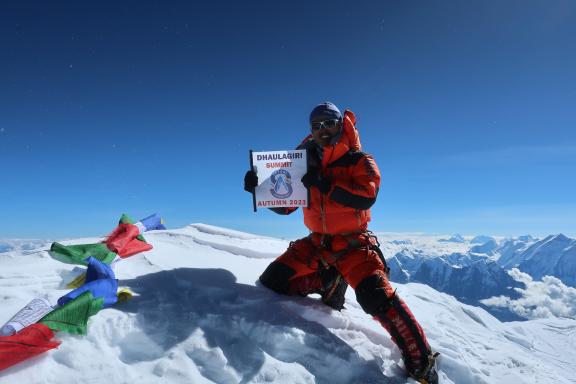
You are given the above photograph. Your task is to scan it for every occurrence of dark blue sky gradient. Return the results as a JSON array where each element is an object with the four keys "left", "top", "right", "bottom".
[{"left": 1, "top": 1, "right": 575, "bottom": 238}]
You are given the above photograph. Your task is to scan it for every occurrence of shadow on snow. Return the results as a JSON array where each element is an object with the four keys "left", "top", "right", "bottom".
[{"left": 120, "top": 266, "right": 396, "bottom": 384}]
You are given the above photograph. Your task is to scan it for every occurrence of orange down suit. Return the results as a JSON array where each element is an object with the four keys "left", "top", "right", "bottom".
[{"left": 259, "top": 110, "right": 432, "bottom": 373}]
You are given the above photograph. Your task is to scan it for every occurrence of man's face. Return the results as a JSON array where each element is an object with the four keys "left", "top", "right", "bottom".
[{"left": 311, "top": 118, "right": 342, "bottom": 147}]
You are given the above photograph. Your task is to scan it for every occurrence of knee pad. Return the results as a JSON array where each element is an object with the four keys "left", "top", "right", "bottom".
[
  {"left": 355, "top": 274, "right": 394, "bottom": 315},
  {"left": 259, "top": 261, "right": 295, "bottom": 294}
]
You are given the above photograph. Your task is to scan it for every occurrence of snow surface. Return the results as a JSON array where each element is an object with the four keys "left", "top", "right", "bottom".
[{"left": 1, "top": 224, "right": 575, "bottom": 384}]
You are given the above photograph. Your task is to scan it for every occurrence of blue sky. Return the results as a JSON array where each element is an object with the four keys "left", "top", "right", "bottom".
[{"left": 1, "top": 0, "right": 575, "bottom": 239}]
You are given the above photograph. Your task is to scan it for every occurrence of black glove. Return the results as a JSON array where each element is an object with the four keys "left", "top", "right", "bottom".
[
  {"left": 301, "top": 169, "right": 331, "bottom": 194},
  {"left": 244, "top": 170, "right": 258, "bottom": 193}
]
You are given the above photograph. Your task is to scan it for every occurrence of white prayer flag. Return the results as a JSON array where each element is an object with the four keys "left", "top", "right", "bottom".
[
  {"left": 250, "top": 149, "right": 308, "bottom": 210},
  {"left": 0, "top": 297, "right": 53, "bottom": 336}
]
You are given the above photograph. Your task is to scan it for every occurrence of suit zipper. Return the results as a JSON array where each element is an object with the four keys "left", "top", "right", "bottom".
[
  {"left": 320, "top": 146, "right": 335, "bottom": 234},
  {"left": 321, "top": 194, "right": 327, "bottom": 233}
]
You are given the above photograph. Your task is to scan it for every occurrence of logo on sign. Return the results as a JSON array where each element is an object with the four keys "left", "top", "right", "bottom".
[{"left": 270, "top": 169, "right": 293, "bottom": 199}]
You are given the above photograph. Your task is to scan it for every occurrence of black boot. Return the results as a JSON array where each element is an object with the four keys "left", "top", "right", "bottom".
[
  {"left": 318, "top": 265, "right": 348, "bottom": 310},
  {"left": 408, "top": 352, "right": 440, "bottom": 384}
]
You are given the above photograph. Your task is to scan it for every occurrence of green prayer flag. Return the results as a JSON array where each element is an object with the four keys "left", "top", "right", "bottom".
[
  {"left": 39, "top": 291, "right": 104, "bottom": 335},
  {"left": 49, "top": 242, "right": 117, "bottom": 265}
]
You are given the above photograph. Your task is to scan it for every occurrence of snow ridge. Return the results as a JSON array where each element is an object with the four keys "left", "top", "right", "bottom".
[{"left": 0, "top": 225, "right": 575, "bottom": 384}]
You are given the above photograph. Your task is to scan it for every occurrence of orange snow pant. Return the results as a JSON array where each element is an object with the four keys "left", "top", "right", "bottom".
[{"left": 259, "top": 232, "right": 432, "bottom": 373}]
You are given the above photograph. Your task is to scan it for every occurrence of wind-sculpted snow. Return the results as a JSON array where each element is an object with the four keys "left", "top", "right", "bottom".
[
  {"left": 158, "top": 225, "right": 288, "bottom": 260},
  {"left": 401, "top": 284, "right": 575, "bottom": 384},
  {"left": 117, "top": 268, "right": 388, "bottom": 384},
  {"left": 189, "top": 223, "right": 276, "bottom": 241},
  {"left": 1, "top": 224, "right": 575, "bottom": 384}
]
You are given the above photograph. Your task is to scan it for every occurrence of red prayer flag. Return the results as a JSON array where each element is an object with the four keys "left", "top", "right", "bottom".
[
  {"left": 105, "top": 223, "right": 152, "bottom": 258},
  {"left": 0, "top": 323, "right": 60, "bottom": 371}
]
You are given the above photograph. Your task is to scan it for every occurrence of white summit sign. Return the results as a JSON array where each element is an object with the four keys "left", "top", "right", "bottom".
[{"left": 250, "top": 149, "right": 308, "bottom": 210}]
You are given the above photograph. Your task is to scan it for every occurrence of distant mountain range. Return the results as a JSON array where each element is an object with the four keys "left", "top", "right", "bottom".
[
  {"left": 499, "top": 234, "right": 576, "bottom": 286},
  {"left": 0, "top": 239, "right": 49, "bottom": 253},
  {"left": 384, "top": 233, "right": 575, "bottom": 320}
]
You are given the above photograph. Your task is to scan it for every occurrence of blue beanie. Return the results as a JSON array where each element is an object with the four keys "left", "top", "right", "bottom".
[{"left": 309, "top": 102, "right": 342, "bottom": 123}]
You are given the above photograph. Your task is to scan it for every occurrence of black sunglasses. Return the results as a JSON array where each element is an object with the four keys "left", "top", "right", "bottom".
[{"left": 311, "top": 119, "right": 341, "bottom": 132}]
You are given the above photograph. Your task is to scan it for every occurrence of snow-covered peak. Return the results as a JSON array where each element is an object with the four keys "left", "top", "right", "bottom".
[
  {"left": 470, "top": 235, "right": 495, "bottom": 244},
  {"left": 439, "top": 234, "right": 466, "bottom": 243},
  {"left": 470, "top": 239, "right": 499, "bottom": 255},
  {"left": 518, "top": 235, "right": 534, "bottom": 242},
  {"left": 0, "top": 225, "right": 574, "bottom": 384}
]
